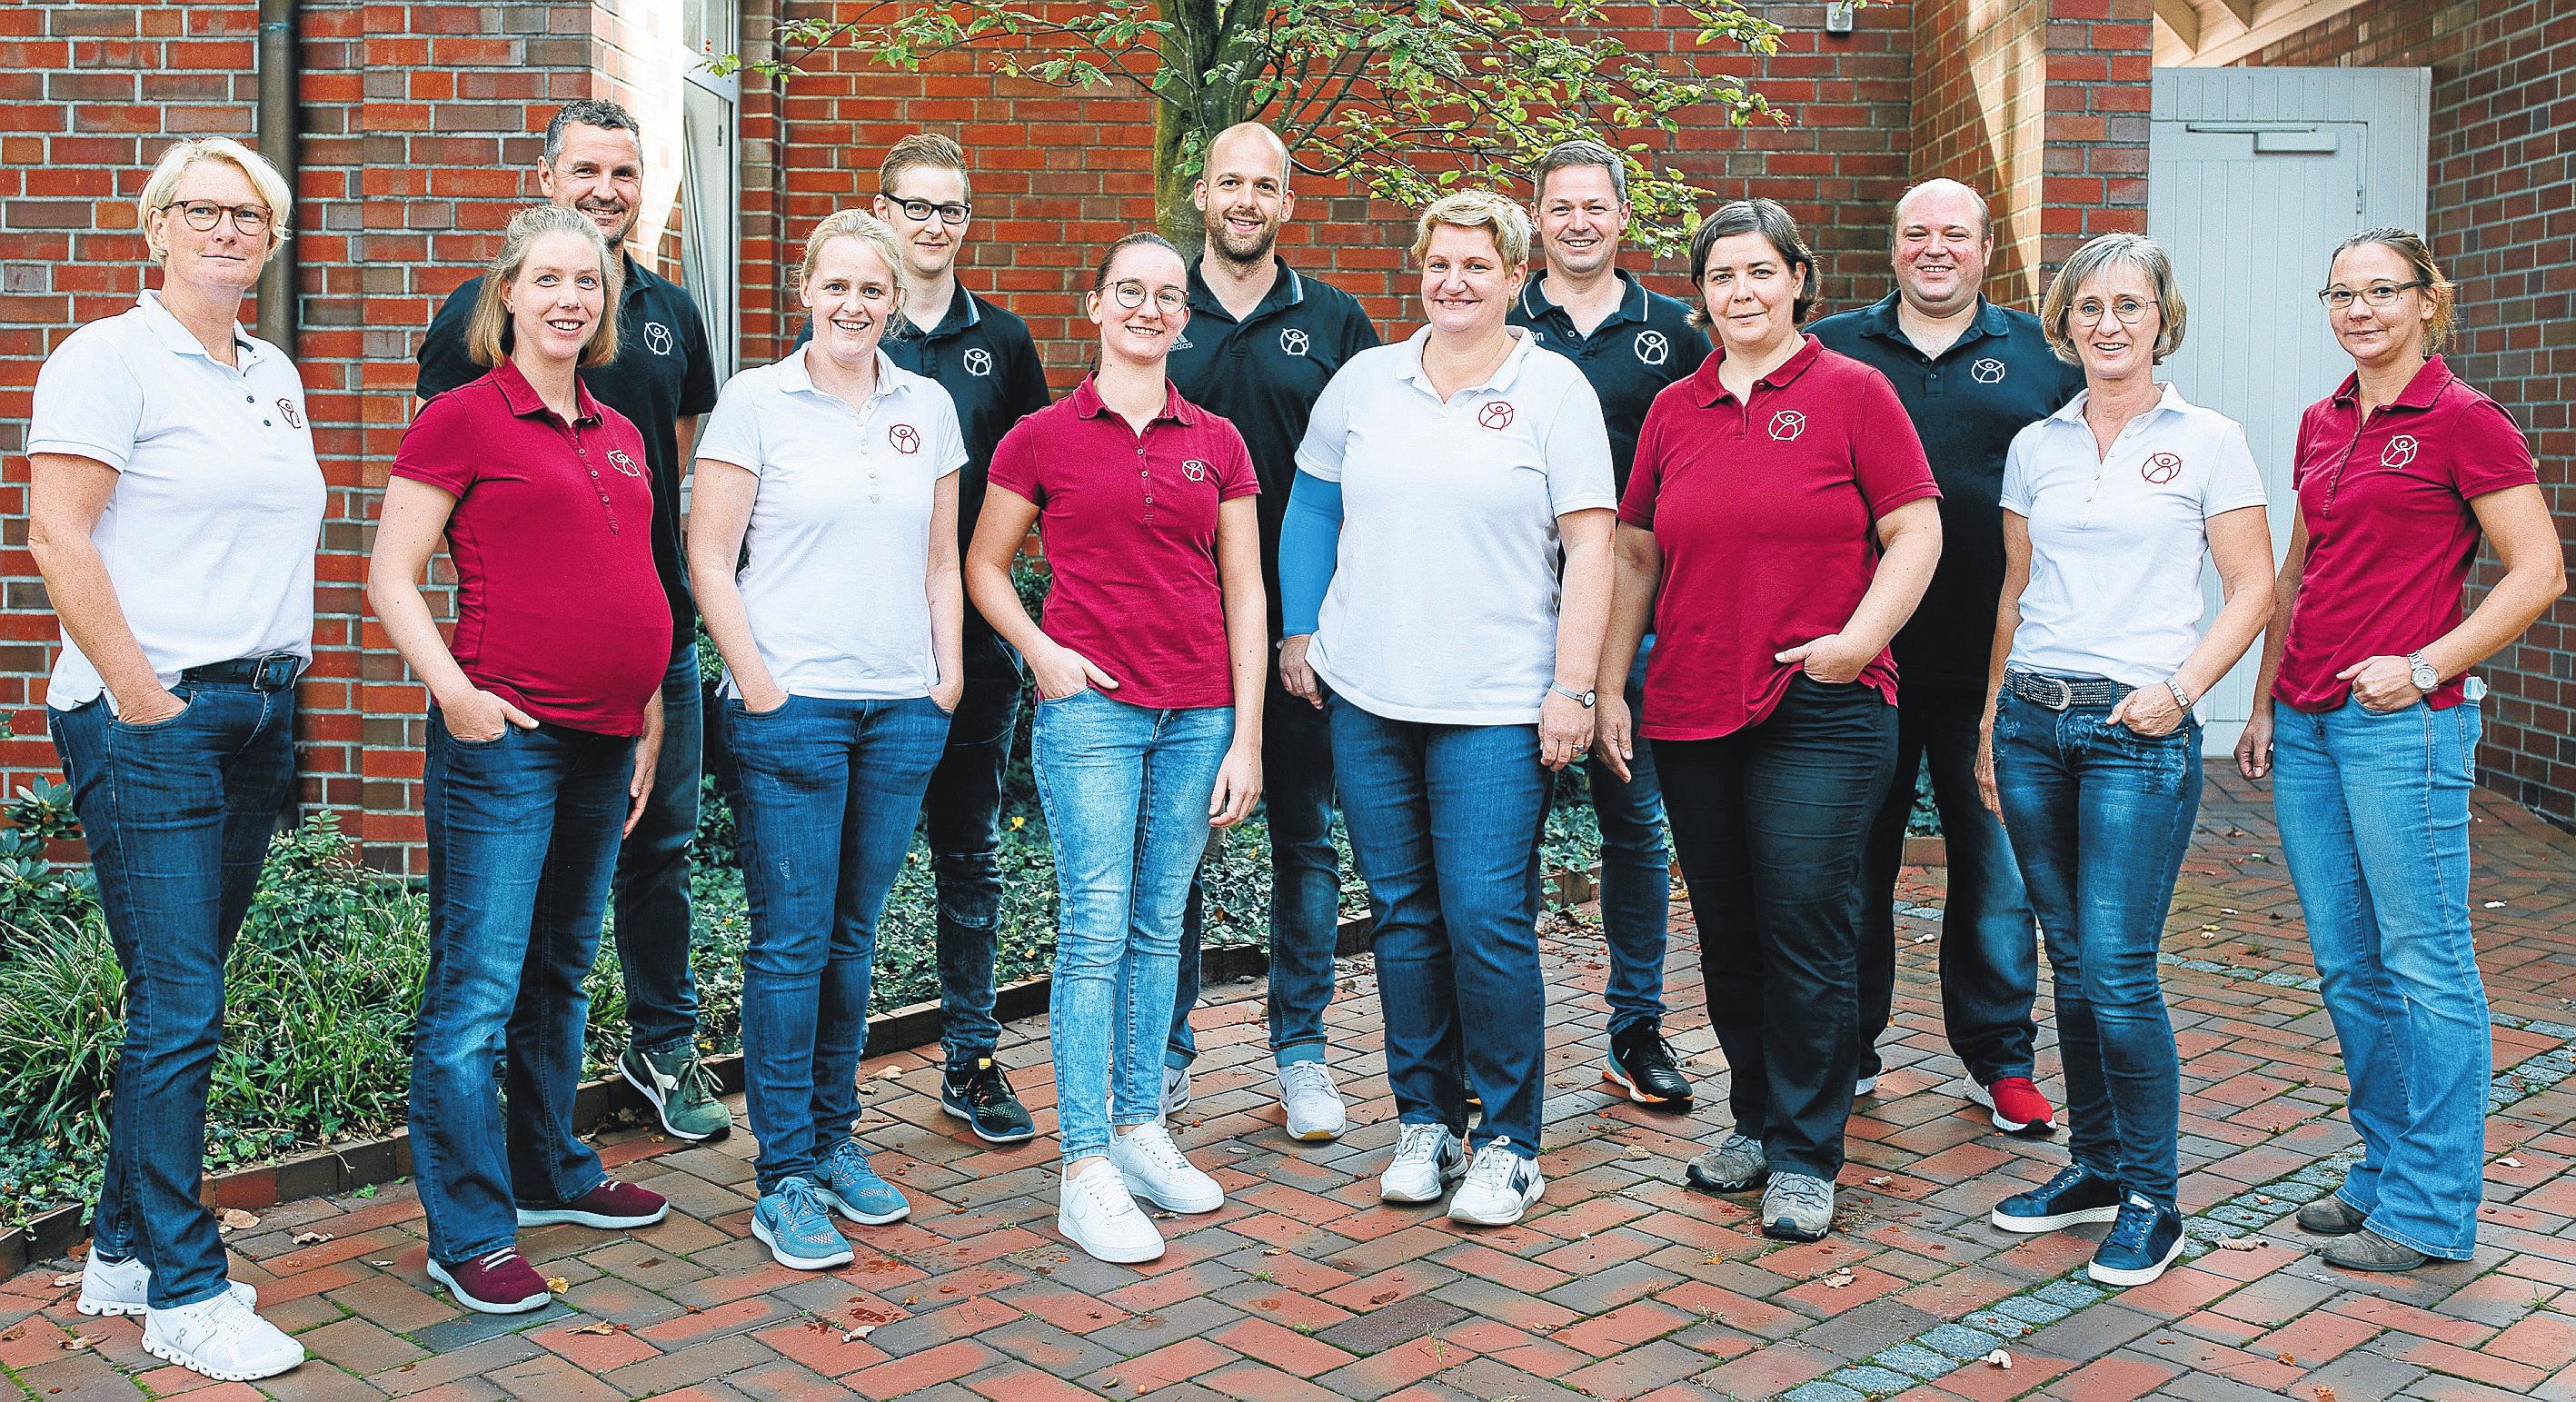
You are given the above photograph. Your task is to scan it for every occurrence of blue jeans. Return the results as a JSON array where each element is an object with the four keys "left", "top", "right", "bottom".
[
  {"left": 1858, "top": 682, "right": 2039, "bottom": 1083},
  {"left": 2273, "top": 696, "right": 2487, "bottom": 1260},
  {"left": 1991, "top": 690, "right": 2200, "bottom": 1210},
  {"left": 1034, "top": 690, "right": 1234, "bottom": 1163},
  {"left": 1658, "top": 677, "right": 1894, "bottom": 1179},
  {"left": 923, "top": 629, "right": 1024, "bottom": 1066},
  {"left": 612, "top": 643, "right": 702, "bottom": 1057},
  {"left": 50, "top": 670, "right": 299, "bottom": 1309},
  {"left": 1586, "top": 636, "right": 1670, "bottom": 1036},
  {"left": 724, "top": 694, "right": 950, "bottom": 1192},
  {"left": 1170, "top": 664, "right": 1341, "bottom": 1069},
  {"left": 412, "top": 713, "right": 633, "bottom": 1264},
  {"left": 1328, "top": 694, "right": 1549, "bottom": 1158}
]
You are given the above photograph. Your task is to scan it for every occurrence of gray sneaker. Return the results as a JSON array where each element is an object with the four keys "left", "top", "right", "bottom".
[
  {"left": 2297, "top": 1195, "right": 2368, "bottom": 1235},
  {"left": 2321, "top": 1227, "right": 2431, "bottom": 1272},
  {"left": 1761, "top": 1171, "right": 1835, "bottom": 1242},
  {"left": 1684, "top": 1131, "right": 1768, "bottom": 1194}
]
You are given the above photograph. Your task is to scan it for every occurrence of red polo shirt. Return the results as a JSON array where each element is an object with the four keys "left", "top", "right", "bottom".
[
  {"left": 1620, "top": 335, "right": 1940, "bottom": 740},
  {"left": 2276, "top": 355, "right": 2538, "bottom": 712},
  {"left": 392, "top": 359, "right": 673, "bottom": 736},
  {"left": 986, "top": 375, "right": 1259, "bottom": 709}
]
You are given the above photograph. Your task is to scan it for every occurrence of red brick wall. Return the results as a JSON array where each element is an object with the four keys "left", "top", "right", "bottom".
[{"left": 2233, "top": 0, "right": 2576, "bottom": 823}]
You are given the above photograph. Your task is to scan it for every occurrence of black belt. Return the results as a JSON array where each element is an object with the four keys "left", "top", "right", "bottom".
[
  {"left": 2004, "top": 669, "right": 2131, "bottom": 711},
  {"left": 180, "top": 652, "right": 304, "bottom": 691}
]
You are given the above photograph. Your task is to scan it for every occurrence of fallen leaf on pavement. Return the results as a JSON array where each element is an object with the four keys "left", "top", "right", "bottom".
[
  {"left": 545, "top": 1276, "right": 571, "bottom": 1293},
  {"left": 292, "top": 1230, "right": 333, "bottom": 1245},
  {"left": 2500, "top": 1156, "right": 2523, "bottom": 1168},
  {"left": 217, "top": 1208, "right": 261, "bottom": 1232},
  {"left": 841, "top": 1324, "right": 878, "bottom": 1342},
  {"left": 2315, "top": 1387, "right": 2338, "bottom": 1402},
  {"left": 1913, "top": 933, "right": 1935, "bottom": 944},
  {"left": 877, "top": 1065, "right": 906, "bottom": 1080},
  {"left": 49, "top": 1273, "right": 78, "bottom": 1288},
  {"left": 1982, "top": 1349, "right": 2012, "bottom": 1369},
  {"left": 1865, "top": 1176, "right": 1891, "bottom": 1188},
  {"left": 2277, "top": 1353, "right": 2296, "bottom": 1365},
  {"left": 1620, "top": 1145, "right": 1653, "bottom": 1161},
  {"left": 2214, "top": 1237, "right": 2261, "bottom": 1250},
  {"left": 572, "top": 1321, "right": 622, "bottom": 1336},
  {"left": 1824, "top": 1270, "right": 1855, "bottom": 1288},
  {"left": 63, "top": 1335, "right": 99, "bottom": 1352}
]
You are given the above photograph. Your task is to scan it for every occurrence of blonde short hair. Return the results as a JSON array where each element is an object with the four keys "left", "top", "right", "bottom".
[
  {"left": 2041, "top": 233, "right": 2187, "bottom": 364},
  {"left": 801, "top": 210, "right": 908, "bottom": 296},
  {"left": 138, "top": 137, "right": 293, "bottom": 263},
  {"left": 463, "top": 204, "right": 622, "bottom": 370},
  {"left": 1411, "top": 189, "right": 1532, "bottom": 268}
]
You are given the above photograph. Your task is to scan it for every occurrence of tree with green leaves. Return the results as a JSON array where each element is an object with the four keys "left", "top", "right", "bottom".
[{"left": 715, "top": 0, "right": 1793, "bottom": 254}]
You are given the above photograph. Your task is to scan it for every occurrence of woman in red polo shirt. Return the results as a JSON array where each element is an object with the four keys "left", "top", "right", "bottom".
[
  {"left": 965, "top": 232, "right": 1267, "bottom": 1266},
  {"left": 369, "top": 204, "right": 677, "bottom": 1316},
  {"left": 1596, "top": 198, "right": 1942, "bottom": 1243},
  {"left": 2235, "top": 228, "right": 2564, "bottom": 1273}
]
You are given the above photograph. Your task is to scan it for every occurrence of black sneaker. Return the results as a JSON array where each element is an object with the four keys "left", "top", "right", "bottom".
[
  {"left": 2087, "top": 1193, "right": 2184, "bottom": 1288},
  {"left": 1991, "top": 1164, "right": 2125, "bottom": 1233},
  {"left": 1603, "top": 1022, "right": 1694, "bottom": 1109},
  {"left": 940, "top": 1057, "right": 1037, "bottom": 1144}
]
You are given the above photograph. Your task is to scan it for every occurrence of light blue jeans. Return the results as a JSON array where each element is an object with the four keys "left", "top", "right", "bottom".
[
  {"left": 1033, "top": 689, "right": 1233, "bottom": 1163},
  {"left": 2273, "top": 695, "right": 2487, "bottom": 1260}
]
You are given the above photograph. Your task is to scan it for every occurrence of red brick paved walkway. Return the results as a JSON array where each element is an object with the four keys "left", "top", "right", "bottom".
[{"left": 6, "top": 764, "right": 2575, "bottom": 1401}]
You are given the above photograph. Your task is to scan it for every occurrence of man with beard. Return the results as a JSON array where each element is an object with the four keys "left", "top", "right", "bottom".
[
  {"left": 415, "top": 98, "right": 731, "bottom": 1145},
  {"left": 1162, "top": 123, "right": 1378, "bottom": 1143}
]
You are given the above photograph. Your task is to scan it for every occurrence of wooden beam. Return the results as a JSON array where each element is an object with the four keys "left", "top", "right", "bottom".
[
  {"left": 2215, "top": 0, "right": 2260, "bottom": 25},
  {"left": 2155, "top": 0, "right": 2202, "bottom": 50}
]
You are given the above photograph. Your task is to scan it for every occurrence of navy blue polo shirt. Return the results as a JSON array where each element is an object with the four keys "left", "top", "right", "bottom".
[
  {"left": 417, "top": 253, "right": 720, "bottom": 646},
  {"left": 1810, "top": 292, "right": 2084, "bottom": 689},
  {"left": 1164, "top": 255, "right": 1379, "bottom": 638},
  {"left": 1508, "top": 268, "right": 1708, "bottom": 492}
]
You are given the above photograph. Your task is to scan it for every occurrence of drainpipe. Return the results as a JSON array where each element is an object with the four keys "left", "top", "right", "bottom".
[{"left": 254, "top": 0, "right": 299, "bottom": 352}]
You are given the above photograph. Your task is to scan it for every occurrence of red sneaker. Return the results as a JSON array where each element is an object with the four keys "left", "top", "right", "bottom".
[
  {"left": 515, "top": 1178, "right": 670, "bottom": 1229},
  {"left": 1978, "top": 1077, "right": 2058, "bottom": 1137},
  {"left": 426, "top": 1247, "right": 551, "bottom": 1315}
]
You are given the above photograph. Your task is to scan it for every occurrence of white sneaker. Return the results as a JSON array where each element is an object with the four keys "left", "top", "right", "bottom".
[
  {"left": 1109, "top": 1122, "right": 1224, "bottom": 1213},
  {"left": 1277, "top": 1060, "right": 1348, "bottom": 1142},
  {"left": 1161, "top": 1065, "right": 1191, "bottom": 1118},
  {"left": 1059, "top": 1158, "right": 1165, "bottom": 1264},
  {"left": 1379, "top": 1122, "right": 1468, "bottom": 1204},
  {"left": 76, "top": 1255, "right": 256, "bottom": 1317},
  {"left": 141, "top": 1289, "right": 304, "bottom": 1382},
  {"left": 1447, "top": 1139, "right": 1545, "bottom": 1227},
  {"left": 1854, "top": 1076, "right": 1879, "bottom": 1099}
]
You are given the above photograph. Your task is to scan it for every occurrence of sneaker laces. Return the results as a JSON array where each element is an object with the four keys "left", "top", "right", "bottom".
[
  {"left": 952, "top": 1059, "right": 1009, "bottom": 1106},
  {"left": 1072, "top": 1162, "right": 1148, "bottom": 1221},
  {"left": 1625, "top": 1029, "right": 1681, "bottom": 1074},
  {"left": 1463, "top": 1140, "right": 1522, "bottom": 1193},
  {"left": 1122, "top": 1124, "right": 1192, "bottom": 1175},
  {"left": 1769, "top": 1173, "right": 1832, "bottom": 1215},
  {"left": 1280, "top": 1060, "right": 1335, "bottom": 1099},
  {"left": 2033, "top": 1164, "right": 2095, "bottom": 1198},
  {"left": 773, "top": 1177, "right": 827, "bottom": 1222},
  {"left": 2103, "top": 1198, "right": 2161, "bottom": 1251},
  {"left": 1391, "top": 1122, "right": 1450, "bottom": 1167},
  {"left": 473, "top": 1247, "right": 522, "bottom": 1271},
  {"left": 671, "top": 1050, "right": 721, "bottom": 1105}
]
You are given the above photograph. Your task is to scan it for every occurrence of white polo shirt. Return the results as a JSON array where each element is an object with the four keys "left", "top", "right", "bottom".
[
  {"left": 2002, "top": 383, "right": 2269, "bottom": 688},
  {"left": 1297, "top": 327, "right": 1616, "bottom": 724},
  {"left": 28, "top": 292, "right": 324, "bottom": 711},
  {"left": 695, "top": 346, "right": 967, "bottom": 700}
]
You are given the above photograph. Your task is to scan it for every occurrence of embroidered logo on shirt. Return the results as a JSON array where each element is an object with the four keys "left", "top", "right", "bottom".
[
  {"left": 1633, "top": 330, "right": 1670, "bottom": 366},
  {"left": 1280, "top": 328, "right": 1310, "bottom": 357},
  {"left": 643, "top": 322, "right": 674, "bottom": 357},
  {"left": 2381, "top": 434, "right": 2421, "bottom": 469},
  {"left": 605, "top": 447, "right": 643, "bottom": 477},
  {"left": 1171, "top": 333, "right": 1194, "bottom": 352},
  {"left": 1477, "top": 401, "right": 1517, "bottom": 430},
  {"left": 2143, "top": 452, "right": 2183, "bottom": 483},
  {"left": 276, "top": 398, "right": 303, "bottom": 429},
  {"left": 1182, "top": 459, "right": 1208, "bottom": 482},
  {"left": 1768, "top": 410, "right": 1806, "bottom": 442},
  {"left": 963, "top": 347, "right": 993, "bottom": 377},
  {"left": 890, "top": 423, "right": 921, "bottom": 455},
  {"left": 1971, "top": 357, "right": 2007, "bottom": 383}
]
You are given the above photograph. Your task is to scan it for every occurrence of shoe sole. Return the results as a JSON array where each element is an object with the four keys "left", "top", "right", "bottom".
[
  {"left": 514, "top": 1205, "right": 670, "bottom": 1229},
  {"left": 617, "top": 1059, "right": 730, "bottom": 1144},
  {"left": 1761, "top": 1218, "right": 1830, "bottom": 1242},
  {"left": 1380, "top": 1161, "right": 1467, "bottom": 1205},
  {"left": 138, "top": 1335, "right": 303, "bottom": 1383},
  {"left": 424, "top": 1258, "right": 551, "bottom": 1315},
  {"left": 2322, "top": 1247, "right": 2432, "bottom": 1272},
  {"left": 751, "top": 1214, "right": 855, "bottom": 1270},
  {"left": 2087, "top": 1236, "right": 2185, "bottom": 1287},
  {"left": 80, "top": 1281, "right": 257, "bottom": 1317},
  {"left": 1684, "top": 1163, "right": 1767, "bottom": 1195},
  {"left": 938, "top": 1094, "right": 1039, "bottom": 1144},
  {"left": 816, "top": 1184, "right": 912, "bottom": 1227},
  {"left": 1991, "top": 1204, "right": 2123, "bottom": 1234},
  {"left": 1058, "top": 1211, "right": 1164, "bottom": 1264},
  {"left": 1448, "top": 1174, "right": 1543, "bottom": 1227},
  {"left": 1600, "top": 1064, "right": 1695, "bottom": 1109},
  {"left": 1115, "top": 1168, "right": 1222, "bottom": 1215},
  {"left": 1288, "top": 1124, "right": 1344, "bottom": 1143},
  {"left": 1991, "top": 1109, "right": 2058, "bottom": 1137}
]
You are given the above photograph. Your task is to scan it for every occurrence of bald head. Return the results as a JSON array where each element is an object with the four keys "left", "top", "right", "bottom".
[
  {"left": 1195, "top": 124, "right": 1296, "bottom": 271},
  {"left": 1891, "top": 177, "right": 1992, "bottom": 316},
  {"left": 1206, "top": 123, "right": 1292, "bottom": 184},
  {"left": 1893, "top": 178, "right": 1990, "bottom": 244}
]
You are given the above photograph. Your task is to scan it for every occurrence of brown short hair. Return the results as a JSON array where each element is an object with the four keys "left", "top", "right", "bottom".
[
  {"left": 463, "top": 204, "right": 622, "bottom": 370},
  {"left": 2329, "top": 226, "right": 2458, "bottom": 352},
  {"left": 880, "top": 133, "right": 971, "bottom": 203},
  {"left": 1686, "top": 198, "right": 1817, "bottom": 326},
  {"left": 2039, "top": 233, "right": 2186, "bottom": 364}
]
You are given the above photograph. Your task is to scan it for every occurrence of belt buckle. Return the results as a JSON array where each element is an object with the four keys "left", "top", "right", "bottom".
[
  {"left": 2041, "top": 674, "right": 2074, "bottom": 711},
  {"left": 253, "top": 653, "right": 300, "bottom": 691}
]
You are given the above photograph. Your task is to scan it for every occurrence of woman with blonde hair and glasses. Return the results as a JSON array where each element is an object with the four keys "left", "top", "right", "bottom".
[{"left": 29, "top": 135, "right": 318, "bottom": 1383}]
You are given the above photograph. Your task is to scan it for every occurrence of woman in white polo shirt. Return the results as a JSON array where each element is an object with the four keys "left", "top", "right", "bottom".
[
  {"left": 688, "top": 210, "right": 967, "bottom": 1270},
  {"left": 25, "top": 136, "right": 320, "bottom": 1384},
  {"left": 1278, "top": 188, "right": 1616, "bottom": 1228},
  {"left": 1974, "top": 233, "right": 2273, "bottom": 1288}
]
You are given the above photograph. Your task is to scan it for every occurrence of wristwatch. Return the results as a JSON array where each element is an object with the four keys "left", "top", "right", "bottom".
[
  {"left": 1550, "top": 681, "right": 1596, "bottom": 709},
  {"left": 2406, "top": 651, "right": 2441, "bottom": 693}
]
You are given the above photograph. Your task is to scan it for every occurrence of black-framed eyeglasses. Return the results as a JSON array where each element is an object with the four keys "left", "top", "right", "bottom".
[
  {"left": 166, "top": 200, "right": 274, "bottom": 236},
  {"left": 2070, "top": 296, "right": 2152, "bottom": 326},
  {"left": 883, "top": 195, "right": 971, "bottom": 226},
  {"left": 1106, "top": 280, "right": 1188, "bottom": 313},
  {"left": 2316, "top": 279, "right": 2429, "bottom": 310}
]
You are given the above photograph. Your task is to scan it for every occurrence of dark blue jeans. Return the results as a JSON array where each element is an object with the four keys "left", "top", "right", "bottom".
[
  {"left": 1857, "top": 682, "right": 2039, "bottom": 1083},
  {"left": 1991, "top": 690, "right": 2202, "bottom": 1210},
  {"left": 611, "top": 643, "right": 702, "bottom": 1057},
  {"left": 1659, "top": 677, "right": 1895, "bottom": 1179},
  {"left": 1328, "top": 694, "right": 1548, "bottom": 1158},
  {"left": 1171, "top": 664, "right": 1341, "bottom": 1069},
  {"left": 50, "top": 671, "right": 299, "bottom": 1309},
  {"left": 412, "top": 712, "right": 633, "bottom": 1264},
  {"left": 1586, "top": 637, "right": 1670, "bottom": 1036},
  {"left": 722, "top": 693, "right": 950, "bottom": 1191},
  {"left": 921, "top": 629, "right": 1023, "bottom": 1066}
]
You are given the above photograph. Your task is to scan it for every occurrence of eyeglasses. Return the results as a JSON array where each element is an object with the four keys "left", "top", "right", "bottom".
[
  {"left": 1106, "top": 281, "right": 1188, "bottom": 313},
  {"left": 2316, "top": 279, "right": 2429, "bottom": 310},
  {"left": 165, "top": 200, "right": 274, "bottom": 236},
  {"left": 2070, "top": 296, "right": 2152, "bottom": 327},
  {"left": 883, "top": 195, "right": 971, "bottom": 226}
]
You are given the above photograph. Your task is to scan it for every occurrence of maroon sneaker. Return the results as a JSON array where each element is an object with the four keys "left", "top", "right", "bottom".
[
  {"left": 1974, "top": 1077, "right": 2059, "bottom": 1137},
  {"left": 515, "top": 1178, "right": 670, "bottom": 1229},
  {"left": 425, "top": 1247, "right": 551, "bottom": 1315}
]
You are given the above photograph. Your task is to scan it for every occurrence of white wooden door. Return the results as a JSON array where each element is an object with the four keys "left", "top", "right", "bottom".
[{"left": 2148, "top": 67, "right": 2428, "bottom": 753}]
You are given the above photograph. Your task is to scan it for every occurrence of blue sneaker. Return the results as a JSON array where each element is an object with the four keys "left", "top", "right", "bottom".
[
  {"left": 751, "top": 1178, "right": 853, "bottom": 1271},
  {"left": 2088, "top": 1192, "right": 2184, "bottom": 1287},
  {"left": 1991, "top": 1164, "right": 2124, "bottom": 1234},
  {"left": 816, "top": 1139, "right": 911, "bottom": 1225}
]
